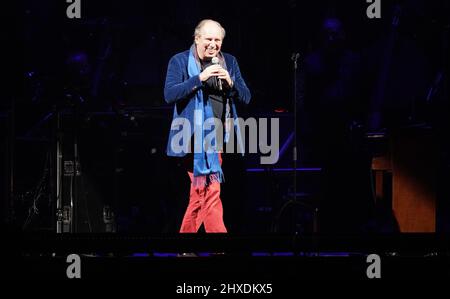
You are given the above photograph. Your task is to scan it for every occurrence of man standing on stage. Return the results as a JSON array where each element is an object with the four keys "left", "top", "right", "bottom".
[{"left": 164, "top": 19, "right": 251, "bottom": 233}]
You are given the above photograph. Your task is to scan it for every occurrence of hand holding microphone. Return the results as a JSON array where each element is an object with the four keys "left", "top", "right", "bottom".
[
  {"left": 199, "top": 63, "right": 221, "bottom": 82},
  {"left": 199, "top": 57, "right": 232, "bottom": 90}
]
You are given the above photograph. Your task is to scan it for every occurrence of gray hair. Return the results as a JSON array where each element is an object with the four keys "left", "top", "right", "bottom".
[{"left": 194, "top": 19, "right": 226, "bottom": 39}]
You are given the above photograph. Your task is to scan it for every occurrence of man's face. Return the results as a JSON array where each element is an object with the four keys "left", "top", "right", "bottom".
[{"left": 195, "top": 22, "right": 223, "bottom": 61}]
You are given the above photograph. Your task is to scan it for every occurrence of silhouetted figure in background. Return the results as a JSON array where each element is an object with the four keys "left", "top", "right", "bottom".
[{"left": 298, "top": 18, "right": 373, "bottom": 233}]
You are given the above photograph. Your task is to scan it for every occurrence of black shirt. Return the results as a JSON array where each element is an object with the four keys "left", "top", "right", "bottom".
[{"left": 200, "top": 60, "right": 226, "bottom": 121}]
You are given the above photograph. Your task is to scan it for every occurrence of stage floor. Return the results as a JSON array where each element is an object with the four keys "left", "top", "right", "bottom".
[{"left": 3, "top": 233, "right": 450, "bottom": 280}]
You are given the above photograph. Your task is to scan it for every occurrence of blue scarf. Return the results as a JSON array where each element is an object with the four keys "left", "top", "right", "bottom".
[{"left": 188, "top": 45, "right": 224, "bottom": 186}]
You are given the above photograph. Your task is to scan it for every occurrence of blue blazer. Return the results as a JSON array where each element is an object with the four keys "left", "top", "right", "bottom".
[{"left": 164, "top": 50, "right": 251, "bottom": 156}]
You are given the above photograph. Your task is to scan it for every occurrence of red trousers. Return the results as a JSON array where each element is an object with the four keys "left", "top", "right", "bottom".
[{"left": 179, "top": 154, "right": 227, "bottom": 233}]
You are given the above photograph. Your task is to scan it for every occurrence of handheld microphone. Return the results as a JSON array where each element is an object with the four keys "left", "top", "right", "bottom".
[{"left": 211, "top": 56, "right": 222, "bottom": 91}]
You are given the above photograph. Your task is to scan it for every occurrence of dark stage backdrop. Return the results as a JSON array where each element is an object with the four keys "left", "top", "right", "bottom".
[
  {"left": 14, "top": 0, "right": 450, "bottom": 233},
  {"left": 23, "top": 0, "right": 448, "bottom": 110}
]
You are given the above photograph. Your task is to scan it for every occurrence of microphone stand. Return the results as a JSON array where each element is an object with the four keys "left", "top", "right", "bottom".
[
  {"left": 292, "top": 53, "right": 300, "bottom": 234},
  {"left": 271, "top": 53, "right": 320, "bottom": 238},
  {"left": 271, "top": 53, "right": 303, "bottom": 234},
  {"left": 291, "top": 53, "right": 319, "bottom": 255}
]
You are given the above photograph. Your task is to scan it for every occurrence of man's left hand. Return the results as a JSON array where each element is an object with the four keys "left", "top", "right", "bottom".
[{"left": 216, "top": 67, "right": 233, "bottom": 88}]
